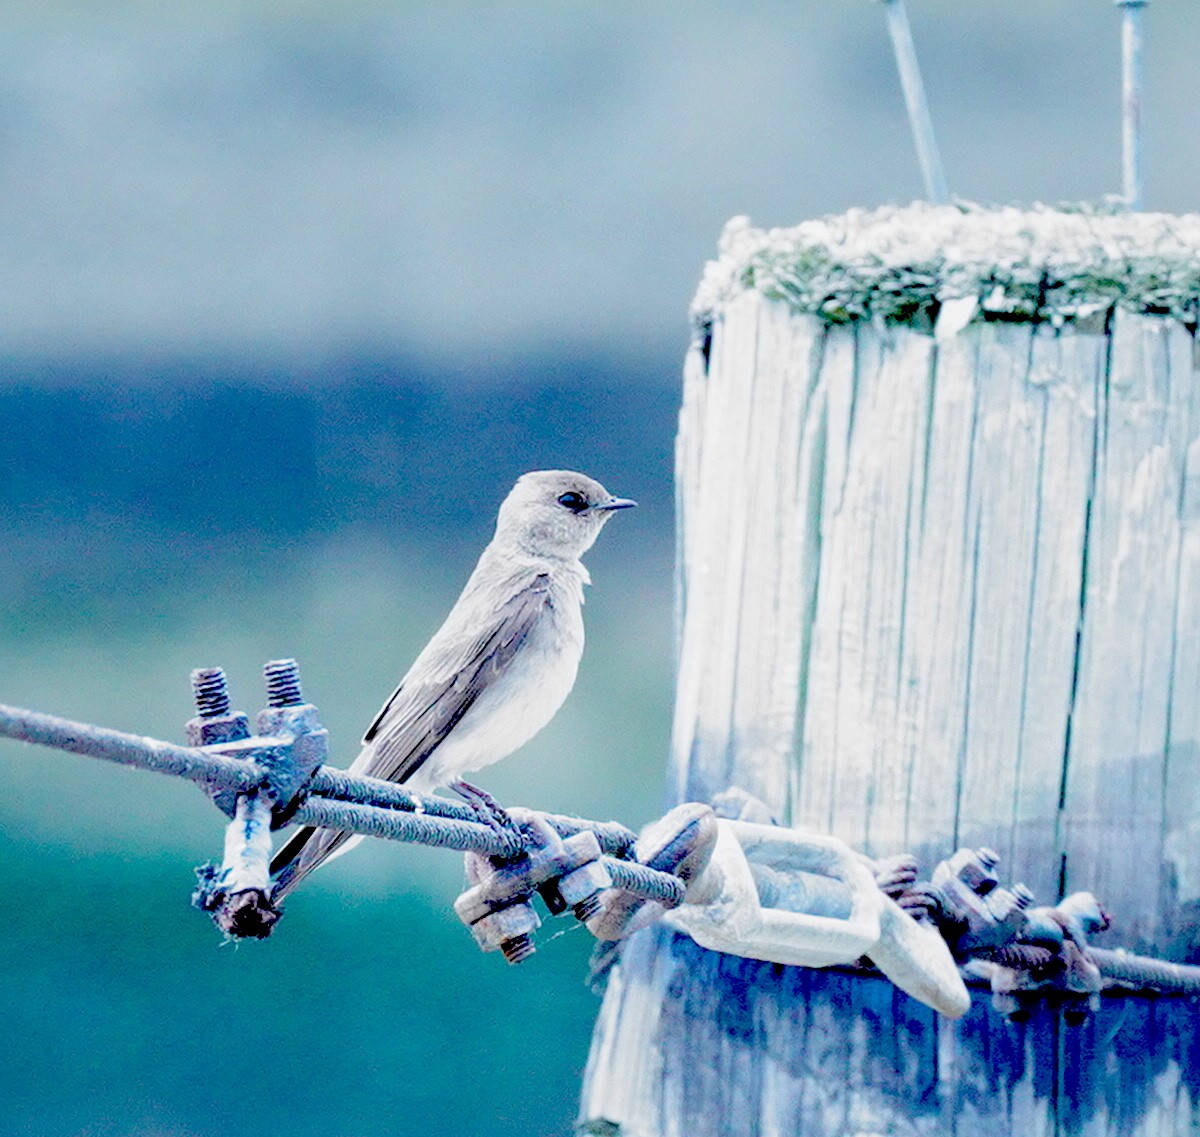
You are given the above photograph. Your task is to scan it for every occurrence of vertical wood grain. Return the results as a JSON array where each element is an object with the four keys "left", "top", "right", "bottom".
[
  {"left": 1006, "top": 328, "right": 1105, "bottom": 904},
  {"left": 1059, "top": 313, "right": 1195, "bottom": 944},
  {"left": 581, "top": 293, "right": 1200, "bottom": 1137}
]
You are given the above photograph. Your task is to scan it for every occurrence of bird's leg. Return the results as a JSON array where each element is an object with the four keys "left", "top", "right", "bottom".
[{"left": 452, "top": 779, "right": 521, "bottom": 840}]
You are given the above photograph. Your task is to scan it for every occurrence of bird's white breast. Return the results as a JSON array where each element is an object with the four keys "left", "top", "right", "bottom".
[{"left": 404, "top": 569, "right": 586, "bottom": 794}]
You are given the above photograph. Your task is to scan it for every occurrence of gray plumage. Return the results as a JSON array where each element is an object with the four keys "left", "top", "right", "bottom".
[{"left": 271, "top": 469, "right": 634, "bottom": 896}]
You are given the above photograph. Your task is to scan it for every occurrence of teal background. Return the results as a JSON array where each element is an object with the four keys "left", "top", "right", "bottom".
[
  {"left": 2, "top": 3, "right": 1199, "bottom": 1135},
  {"left": 1, "top": 376, "right": 674, "bottom": 1137}
]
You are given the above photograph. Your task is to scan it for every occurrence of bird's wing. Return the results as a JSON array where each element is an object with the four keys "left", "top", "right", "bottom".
[
  {"left": 358, "top": 571, "right": 554, "bottom": 786},
  {"left": 270, "top": 571, "right": 555, "bottom": 897}
]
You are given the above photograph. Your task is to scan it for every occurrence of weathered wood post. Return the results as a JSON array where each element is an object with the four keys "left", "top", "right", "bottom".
[{"left": 579, "top": 204, "right": 1200, "bottom": 1137}]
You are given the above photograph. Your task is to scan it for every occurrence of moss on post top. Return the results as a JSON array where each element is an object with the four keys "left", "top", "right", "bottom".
[{"left": 693, "top": 202, "right": 1200, "bottom": 331}]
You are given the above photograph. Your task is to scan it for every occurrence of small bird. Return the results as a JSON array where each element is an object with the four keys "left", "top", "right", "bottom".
[{"left": 271, "top": 469, "right": 635, "bottom": 896}]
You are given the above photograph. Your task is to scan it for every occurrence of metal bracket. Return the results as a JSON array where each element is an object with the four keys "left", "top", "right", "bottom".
[
  {"left": 969, "top": 892, "right": 1111, "bottom": 1022},
  {"left": 189, "top": 659, "right": 327, "bottom": 936},
  {"left": 187, "top": 661, "right": 328, "bottom": 822},
  {"left": 664, "top": 819, "right": 970, "bottom": 1018},
  {"left": 454, "top": 811, "right": 611, "bottom": 962}
]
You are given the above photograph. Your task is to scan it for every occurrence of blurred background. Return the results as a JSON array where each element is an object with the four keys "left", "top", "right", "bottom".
[{"left": 1, "top": 3, "right": 1198, "bottom": 1135}]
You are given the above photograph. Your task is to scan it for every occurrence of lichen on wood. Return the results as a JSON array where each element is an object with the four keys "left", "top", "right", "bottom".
[{"left": 692, "top": 202, "right": 1200, "bottom": 330}]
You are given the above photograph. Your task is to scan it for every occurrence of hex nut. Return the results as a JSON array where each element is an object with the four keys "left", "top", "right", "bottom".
[
  {"left": 467, "top": 901, "right": 542, "bottom": 952},
  {"left": 186, "top": 713, "right": 251, "bottom": 748},
  {"left": 557, "top": 859, "right": 612, "bottom": 908}
]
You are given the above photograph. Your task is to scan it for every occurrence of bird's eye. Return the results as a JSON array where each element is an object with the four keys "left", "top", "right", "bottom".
[{"left": 557, "top": 491, "right": 589, "bottom": 513}]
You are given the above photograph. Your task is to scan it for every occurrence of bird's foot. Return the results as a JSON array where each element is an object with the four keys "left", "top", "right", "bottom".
[{"left": 452, "top": 780, "right": 522, "bottom": 842}]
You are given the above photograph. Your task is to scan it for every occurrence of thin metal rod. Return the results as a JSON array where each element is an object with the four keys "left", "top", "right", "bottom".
[
  {"left": 0, "top": 703, "right": 259, "bottom": 791},
  {"left": 879, "top": 0, "right": 949, "bottom": 203},
  {"left": 1117, "top": 0, "right": 1148, "bottom": 209}
]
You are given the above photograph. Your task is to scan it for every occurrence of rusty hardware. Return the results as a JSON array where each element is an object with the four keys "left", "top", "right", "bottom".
[
  {"left": 927, "top": 847, "right": 1035, "bottom": 954},
  {"left": 454, "top": 811, "right": 613, "bottom": 963}
]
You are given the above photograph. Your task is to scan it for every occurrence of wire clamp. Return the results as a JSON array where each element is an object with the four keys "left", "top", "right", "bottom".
[
  {"left": 455, "top": 811, "right": 612, "bottom": 963},
  {"left": 664, "top": 817, "right": 971, "bottom": 1018}
]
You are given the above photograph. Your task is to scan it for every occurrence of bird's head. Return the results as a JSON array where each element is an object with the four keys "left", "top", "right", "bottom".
[{"left": 495, "top": 470, "right": 636, "bottom": 560}]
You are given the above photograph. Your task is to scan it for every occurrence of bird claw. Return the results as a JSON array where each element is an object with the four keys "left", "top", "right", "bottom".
[{"left": 452, "top": 780, "right": 522, "bottom": 842}]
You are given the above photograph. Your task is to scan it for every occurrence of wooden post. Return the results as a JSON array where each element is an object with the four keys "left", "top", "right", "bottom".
[{"left": 579, "top": 204, "right": 1200, "bottom": 1137}]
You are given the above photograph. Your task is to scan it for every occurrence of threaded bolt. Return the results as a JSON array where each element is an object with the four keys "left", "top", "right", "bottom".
[
  {"left": 191, "top": 668, "right": 231, "bottom": 718},
  {"left": 500, "top": 934, "right": 535, "bottom": 964},
  {"left": 1012, "top": 884, "right": 1035, "bottom": 910},
  {"left": 977, "top": 848, "right": 999, "bottom": 869},
  {"left": 264, "top": 659, "right": 303, "bottom": 708},
  {"left": 573, "top": 893, "right": 603, "bottom": 924}
]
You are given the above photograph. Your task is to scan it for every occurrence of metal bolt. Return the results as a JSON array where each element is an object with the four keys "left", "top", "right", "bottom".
[
  {"left": 186, "top": 667, "right": 250, "bottom": 756},
  {"left": 573, "top": 893, "right": 604, "bottom": 923},
  {"left": 264, "top": 659, "right": 303, "bottom": 708},
  {"left": 501, "top": 934, "right": 535, "bottom": 964},
  {"left": 1012, "top": 883, "right": 1035, "bottom": 909},
  {"left": 191, "top": 668, "right": 231, "bottom": 718}
]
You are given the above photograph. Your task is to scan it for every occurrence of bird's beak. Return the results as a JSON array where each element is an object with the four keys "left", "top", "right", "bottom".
[{"left": 592, "top": 496, "right": 637, "bottom": 512}]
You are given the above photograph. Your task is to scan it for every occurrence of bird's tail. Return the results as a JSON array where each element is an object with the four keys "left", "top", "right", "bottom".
[
  {"left": 270, "top": 825, "right": 363, "bottom": 899},
  {"left": 270, "top": 743, "right": 379, "bottom": 898}
]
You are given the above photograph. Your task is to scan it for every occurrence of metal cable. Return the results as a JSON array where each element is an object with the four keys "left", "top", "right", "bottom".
[
  {"left": 968, "top": 943, "right": 1200, "bottom": 997},
  {"left": 9, "top": 700, "right": 1200, "bottom": 995},
  {"left": 0, "top": 702, "right": 660, "bottom": 885},
  {"left": 308, "top": 767, "right": 637, "bottom": 855},
  {"left": 605, "top": 857, "right": 686, "bottom": 907},
  {"left": 307, "top": 763, "right": 639, "bottom": 857},
  {"left": 975, "top": 944, "right": 1057, "bottom": 972},
  {"left": 1090, "top": 948, "right": 1200, "bottom": 994},
  {"left": 293, "top": 796, "right": 522, "bottom": 858},
  {"left": 310, "top": 768, "right": 469, "bottom": 818},
  {"left": 0, "top": 703, "right": 257, "bottom": 792}
]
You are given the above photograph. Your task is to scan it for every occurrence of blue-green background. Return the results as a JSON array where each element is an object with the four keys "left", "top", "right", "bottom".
[
  {"left": 2, "top": 4, "right": 1199, "bottom": 1135},
  {"left": 0, "top": 374, "right": 676, "bottom": 1137}
]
